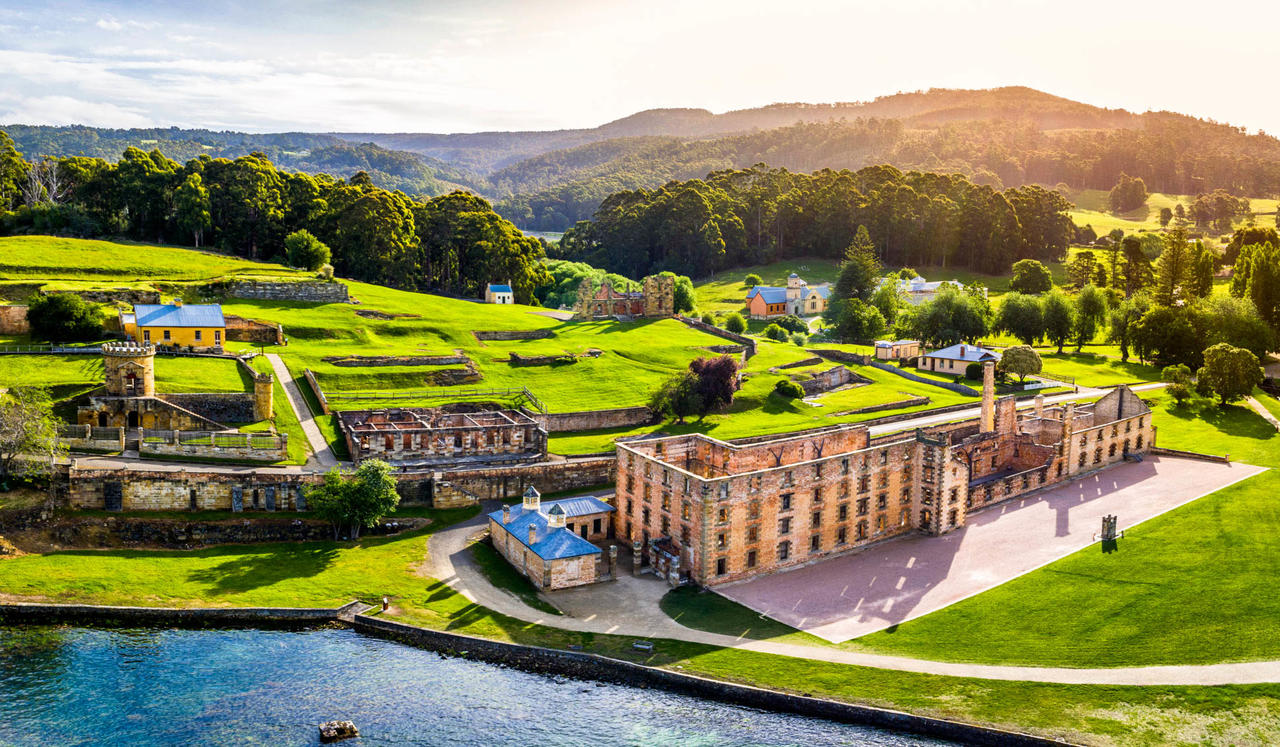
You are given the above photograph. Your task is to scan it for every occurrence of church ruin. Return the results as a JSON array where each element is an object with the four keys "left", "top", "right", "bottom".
[{"left": 573, "top": 275, "right": 675, "bottom": 320}]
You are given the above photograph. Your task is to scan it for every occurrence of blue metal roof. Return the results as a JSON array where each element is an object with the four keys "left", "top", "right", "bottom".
[
  {"left": 133, "top": 304, "right": 225, "bottom": 328},
  {"left": 747, "top": 286, "right": 788, "bottom": 304},
  {"left": 803, "top": 286, "right": 830, "bottom": 300},
  {"left": 488, "top": 284, "right": 513, "bottom": 294},
  {"left": 488, "top": 496, "right": 614, "bottom": 560},
  {"left": 924, "top": 343, "right": 1001, "bottom": 362}
]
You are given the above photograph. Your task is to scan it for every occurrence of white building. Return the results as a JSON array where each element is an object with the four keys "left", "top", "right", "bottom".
[
  {"left": 485, "top": 282, "right": 514, "bottom": 304},
  {"left": 878, "top": 275, "right": 981, "bottom": 306}
]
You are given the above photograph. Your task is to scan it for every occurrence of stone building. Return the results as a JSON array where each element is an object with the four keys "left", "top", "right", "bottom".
[
  {"left": 613, "top": 362, "right": 1154, "bottom": 587},
  {"left": 573, "top": 275, "right": 674, "bottom": 320},
  {"left": 68, "top": 463, "right": 313, "bottom": 512},
  {"left": 484, "top": 282, "right": 515, "bottom": 304},
  {"left": 487, "top": 486, "right": 616, "bottom": 590},
  {"left": 338, "top": 407, "right": 547, "bottom": 466}
]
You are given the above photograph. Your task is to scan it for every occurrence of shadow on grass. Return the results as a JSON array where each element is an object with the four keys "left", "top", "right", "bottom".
[
  {"left": 659, "top": 586, "right": 800, "bottom": 642},
  {"left": 185, "top": 544, "right": 341, "bottom": 594}
]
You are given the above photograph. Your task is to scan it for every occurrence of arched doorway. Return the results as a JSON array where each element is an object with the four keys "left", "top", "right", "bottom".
[{"left": 127, "top": 411, "right": 139, "bottom": 429}]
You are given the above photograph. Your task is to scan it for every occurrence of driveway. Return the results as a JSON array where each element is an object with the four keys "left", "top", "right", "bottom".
[{"left": 716, "top": 455, "right": 1266, "bottom": 643}]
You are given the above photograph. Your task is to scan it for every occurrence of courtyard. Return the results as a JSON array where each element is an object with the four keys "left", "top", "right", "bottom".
[{"left": 716, "top": 455, "right": 1267, "bottom": 643}]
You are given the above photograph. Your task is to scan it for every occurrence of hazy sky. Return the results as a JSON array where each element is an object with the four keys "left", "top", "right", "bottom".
[{"left": 1, "top": 0, "right": 1277, "bottom": 134}]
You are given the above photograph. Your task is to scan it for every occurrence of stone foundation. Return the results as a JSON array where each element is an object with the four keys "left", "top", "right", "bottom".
[
  {"left": 68, "top": 467, "right": 316, "bottom": 512},
  {"left": 139, "top": 430, "right": 289, "bottom": 462},
  {"left": 227, "top": 280, "right": 350, "bottom": 304},
  {"left": 45, "top": 288, "right": 161, "bottom": 304},
  {"left": 224, "top": 315, "right": 285, "bottom": 345},
  {"left": 676, "top": 316, "right": 757, "bottom": 359}
]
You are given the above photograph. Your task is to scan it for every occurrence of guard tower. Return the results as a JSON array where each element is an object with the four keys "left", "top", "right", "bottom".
[{"left": 103, "top": 341, "right": 155, "bottom": 397}]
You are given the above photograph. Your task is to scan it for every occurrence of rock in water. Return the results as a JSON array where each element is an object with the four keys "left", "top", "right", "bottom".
[{"left": 318, "top": 720, "right": 359, "bottom": 742}]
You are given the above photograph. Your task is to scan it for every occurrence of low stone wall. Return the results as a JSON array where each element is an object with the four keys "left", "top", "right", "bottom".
[
  {"left": 526, "top": 406, "right": 655, "bottom": 434},
  {"left": 227, "top": 280, "right": 350, "bottom": 304},
  {"left": 508, "top": 352, "right": 577, "bottom": 367},
  {"left": 45, "top": 288, "right": 161, "bottom": 304},
  {"left": 0, "top": 601, "right": 364, "bottom": 629},
  {"left": 303, "top": 369, "right": 331, "bottom": 414},
  {"left": 413, "top": 456, "right": 616, "bottom": 509},
  {"left": 353, "top": 616, "right": 1053, "bottom": 747},
  {"left": 0, "top": 305, "right": 30, "bottom": 334},
  {"left": 807, "top": 348, "right": 868, "bottom": 365},
  {"left": 472, "top": 329, "right": 554, "bottom": 341},
  {"left": 829, "top": 396, "right": 931, "bottom": 416},
  {"left": 776, "top": 356, "right": 823, "bottom": 370},
  {"left": 676, "top": 316, "right": 757, "bottom": 359},
  {"left": 58, "top": 424, "right": 126, "bottom": 452},
  {"left": 1149, "top": 446, "right": 1230, "bottom": 464},
  {"left": 32, "top": 515, "right": 424, "bottom": 548},
  {"left": 868, "top": 359, "right": 980, "bottom": 396},
  {"left": 160, "top": 393, "right": 257, "bottom": 424},
  {"left": 798, "top": 365, "right": 868, "bottom": 396},
  {"left": 224, "top": 315, "right": 284, "bottom": 345},
  {"left": 322, "top": 354, "right": 470, "bottom": 367},
  {"left": 139, "top": 430, "right": 289, "bottom": 462},
  {"left": 68, "top": 466, "right": 317, "bottom": 512}
]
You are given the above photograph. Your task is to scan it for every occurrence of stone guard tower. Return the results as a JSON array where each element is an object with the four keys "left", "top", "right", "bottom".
[
  {"left": 103, "top": 341, "right": 155, "bottom": 397},
  {"left": 251, "top": 369, "right": 274, "bottom": 422}
]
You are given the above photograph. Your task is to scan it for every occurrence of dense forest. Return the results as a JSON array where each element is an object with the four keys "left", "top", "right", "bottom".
[
  {"left": 0, "top": 131, "right": 548, "bottom": 302},
  {"left": 553, "top": 164, "right": 1073, "bottom": 278}
]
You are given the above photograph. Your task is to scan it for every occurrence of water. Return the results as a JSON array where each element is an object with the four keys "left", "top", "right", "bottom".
[{"left": 0, "top": 626, "right": 944, "bottom": 746}]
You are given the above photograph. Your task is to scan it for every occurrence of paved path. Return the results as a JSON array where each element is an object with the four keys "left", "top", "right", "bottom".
[
  {"left": 1245, "top": 395, "right": 1280, "bottom": 432},
  {"left": 717, "top": 456, "right": 1266, "bottom": 642},
  {"left": 265, "top": 353, "right": 338, "bottom": 468},
  {"left": 424, "top": 478, "right": 1280, "bottom": 686}
]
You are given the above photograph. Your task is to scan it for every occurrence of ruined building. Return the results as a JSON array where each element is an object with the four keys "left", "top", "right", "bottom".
[
  {"left": 338, "top": 407, "right": 547, "bottom": 466},
  {"left": 573, "top": 275, "right": 674, "bottom": 320},
  {"left": 614, "top": 362, "right": 1154, "bottom": 586}
]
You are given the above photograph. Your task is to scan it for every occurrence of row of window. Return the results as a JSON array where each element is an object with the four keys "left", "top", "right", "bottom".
[
  {"left": 712, "top": 514, "right": 912, "bottom": 575},
  {"left": 141, "top": 329, "right": 222, "bottom": 344}
]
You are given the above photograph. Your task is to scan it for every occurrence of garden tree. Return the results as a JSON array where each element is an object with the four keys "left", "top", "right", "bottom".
[
  {"left": 869, "top": 279, "right": 902, "bottom": 326},
  {"left": 1040, "top": 289, "right": 1075, "bottom": 353},
  {"left": 1224, "top": 226, "right": 1278, "bottom": 266},
  {"left": 664, "top": 272, "right": 696, "bottom": 314},
  {"left": 774, "top": 315, "right": 808, "bottom": 334},
  {"left": 823, "top": 225, "right": 881, "bottom": 331},
  {"left": 1162, "top": 364, "right": 1195, "bottom": 405},
  {"left": 650, "top": 372, "right": 702, "bottom": 424},
  {"left": 998, "top": 345, "right": 1042, "bottom": 382},
  {"left": 688, "top": 355, "right": 741, "bottom": 417},
  {"left": 828, "top": 299, "right": 886, "bottom": 342},
  {"left": 1131, "top": 306, "right": 1204, "bottom": 367},
  {"left": 1068, "top": 250, "right": 1099, "bottom": 289},
  {"left": 1189, "top": 242, "right": 1216, "bottom": 299},
  {"left": 26, "top": 293, "right": 103, "bottom": 342},
  {"left": 307, "top": 460, "right": 401, "bottom": 540},
  {"left": 1194, "top": 294, "right": 1274, "bottom": 361},
  {"left": 744, "top": 273, "right": 762, "bottom": 285},
  {"left": 0, "top": 387, "right": 64, "bottom": 484},
  {"left": 1159, "top": 207, "right": 1173, "bottom": 227},
  {"left": 1073, "top": 284, "right": 1108, "bottom": 351},
  {"left": 894, "top": 285, "right": 988, "bottom": 347},
  {"left": 724, "top": 312, "right": 747, "bottom": 334},
  {"left": 774, "top": 379, "right": 805, "bottom": 399},
  {"left": 1010, "top": 259, "right": 1053, "bottom": 294},
  {"left": 994, "top": 292, "right": 1045, "bottom": 345},
  {"left": 1107, "top": 294, "right": 1151, "bottom": 362},
  {"left": 1153, "top": 225, "right": 1193, "bottom": 306},
  {"left": 283, "top": 229, "right": 331, "bottom": 271},
  {"left": 1196, "top": 343, "right": 1263, "bottom": 405},
  {"left": 790, "top": 332, "right": 807, "bottom": 346},
  {"left": 1108, "top": 173, "right": 1148, "bottom": 212},
  {"left": 1232, "top": 242, "right": 1280, "bottom": 331},
  {"left": 763, "top": 323, "right": 788, "bottom": 342},
  {"left": 174, "top": 172, "right": 211, "bottom": 247},
  {"left": 1120, "top": 236, "right": 1154, "bottom": 297},
  {"left": 1075, "top": 223, "right": 1097, "bottom": 243}
]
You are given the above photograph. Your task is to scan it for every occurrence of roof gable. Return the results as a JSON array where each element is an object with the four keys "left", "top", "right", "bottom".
[{"left": 133, "top": 304, "right": 225, "bottom": 328}]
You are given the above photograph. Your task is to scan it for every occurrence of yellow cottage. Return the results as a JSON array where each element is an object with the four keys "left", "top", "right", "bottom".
[{"left": 120, "top": 302, "right": 226, "bottom": 352}]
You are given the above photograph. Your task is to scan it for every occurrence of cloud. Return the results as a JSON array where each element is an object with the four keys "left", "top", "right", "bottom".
[
  {"left": 0, "top": 94, "right": 153, "bottom": 128},
  {"left": 95, "top": 17, "right": 123, "bottom": 31}
]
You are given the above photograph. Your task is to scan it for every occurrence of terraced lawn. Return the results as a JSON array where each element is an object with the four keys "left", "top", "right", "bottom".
[{"left": 0, "top": 235, "right": 306, "bottom": 281}]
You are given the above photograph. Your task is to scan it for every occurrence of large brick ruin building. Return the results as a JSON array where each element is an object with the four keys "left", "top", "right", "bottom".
[
  {"left": 573, "top": 275, "right": 674, "bottom": 320},
  {"left": 338, "top": 407, "right": 547, "bottom": 466},
  {"left": 614, "top": 363, "right": 1154, "bottom": 586}
]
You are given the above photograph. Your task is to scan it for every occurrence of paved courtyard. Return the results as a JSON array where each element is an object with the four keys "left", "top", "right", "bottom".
[{"left": 717, "top": 455, "right": 1266, "bottom": 643}]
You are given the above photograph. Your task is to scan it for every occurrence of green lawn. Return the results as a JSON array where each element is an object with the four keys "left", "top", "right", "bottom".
[
  {"left": 1036, "top": 351, "right": 1162, "bottom": 387},
  {"left": 247, "top": 354, "right": 308, "bottom": 465},
  {"left": 153, "top": 357, "right": 252, "bottom": 393},
  {"left": 0, "top": 236, "right": 307, "bottom": 281}
]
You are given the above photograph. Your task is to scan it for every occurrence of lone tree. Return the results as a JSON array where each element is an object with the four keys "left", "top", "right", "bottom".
[
  {"left": 998, "top": 345, "right": 1043, "bottom": 383},
  {"left": 823, "top": 225, "right": 880, "bottom": 332},
  {"left": 827, "top": 299, "right": 885, "bottom": 343},
  {"left": 26, "top": 293, "right": 103, "bottom": 343},
  {"left": 1162, "top": 364, "right": 1195, "bottom": 406},
  {"left": 1010, "top": 259, "right": 1053, "bottom": 295},
  {"left": 1195, "top": 343, "right": 1263, "bottom": 405},
  {"left": 650, "top": 372, "right": 702, "bottom": 424},
  {"left": 285, "top": 229, "right": 332, "bottom": 271},
  {"left": 689, "top": 355, "right": 741, "bottom": 417},
  {"left": 995, "top": 292, "right": 1044, "bottom": 345},
  {"left": 307, "top": 460, "right": 401, "bottom": 540},
  {"left": 1040, "top": 289, "right": 1076, "bottom": 353},
  {"left": 0, "top": 387, "right": 65, "bottom": 486},
  {"left": 744, "top": 273, "right": 762, "bottom": 286}
]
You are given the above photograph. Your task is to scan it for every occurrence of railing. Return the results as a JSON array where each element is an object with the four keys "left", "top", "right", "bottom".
[
  {"left": 0, "top": 344, "right": 103, "bottom": 354},
  {"left": 141, "top": 428, "right": 286, "bottom": 450}
]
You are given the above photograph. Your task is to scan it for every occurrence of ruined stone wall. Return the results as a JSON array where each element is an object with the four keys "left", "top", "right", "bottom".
[
  {"left": 58, "top": 425, "right": 125, "bottom": 452},
  {"left": 224, "top": 315, "right": 284, "bottom": 345},
  {"left": 472, "top": 329, "right": 554, "bottom": 341},
  {"left": 159, "top": 393, "right": 257, "bottom": 424},
  {"left": 528, "top": 406, "right": 654, "bottom": 434},
  {"left": 798, "top": 365, "right": 862, "bottom": 396},
  {"left": 68, "top": 467, "right": 315, "bottom": 512},
  {"left": 0, "top": 305, "right": 30, "bottom": 334},
  {"left": 78, "top": 396, "right": 223, "bottom": 430},
  {"left": 422, "top": 457, "right": 616, "bottom": 508},
  {"left": 139, "top": 432, "right": 289, "bottom": 462},
  {"left": 676, "top": 316, "right": 757, "bottom": 359},
  {"left": 642, "top": 274, "right": 675, "bottom": 318},
  {"left": 227, "top": 280, "right": 349, "bottom": 303}
]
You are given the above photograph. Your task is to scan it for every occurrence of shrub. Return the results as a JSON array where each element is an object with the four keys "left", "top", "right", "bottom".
[
  {"left": 775, "top": 314, "right": 808, "bottom": 334},
  {"left": 965, "top": 362, "right": 983, "bottom": 380},
  {"left": 1010, "top": 259, "right": 1053, "bottom": 295},
  {"left": 745, "top": 273, "right": 763, "bottom": 286},
  {"left": 700, "top": 312, "right": 715, "bottom": 325},
  {"left": 774, "top": 379, "right": 805, "bottom": 399},
  {"left": 790, "top": 332, "right": 807, "bottom": 346},
  {"left": 1162, "top": 364, "right": 1194, "bottom": 405},
  {"left": 285, "top": 229, "right": 332, "bottom": 271},
  {"left": 763, "top": 324, "right": 788, "bottom": 342},
  {"left": 317, "top": 264, "right": 335, "bottom": 280},
  {"left": 26, "top": 293, "right": 104, "bottom": 342},
  {"left": 724, "top": 313, "right": 746, "bottom": 334}
]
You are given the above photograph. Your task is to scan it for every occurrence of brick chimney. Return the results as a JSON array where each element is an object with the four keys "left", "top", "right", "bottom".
[
  {"left": 980, "top": 360, "right": 996, "bottom": 433},
  {"left": 527, "top": 524, "right": 537, "bottom": 546},
  {"left": 502, "top": 505, "right": 511, "bottom": 524}
]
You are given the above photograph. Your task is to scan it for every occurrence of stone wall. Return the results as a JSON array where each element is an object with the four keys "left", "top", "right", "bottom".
[
  {"left": 807, "top": 348, "right": 868, "bottom": 365},
  {"left": 160, "top": 393, "right": 257, "bottom": 424},
  {"left": 139, "top": 430, "right": 289, "bottom": 462},
  {"left": 0, "top": 601, "right": 365, "bottom": 629},
  {"left": 224, "top": 315, "right": 284, "bottom": 345},
  {"left": 58, "top": 424, "right": 126, "bottom": 452},
  {"left": 797, "top": 365, "right": 866, "bottom": 396},
  {"left": 68, "top": 466, "right": 316, "bottom": 512},
  {"left": 868, "top": 359, "right": 980, "bottom": 396},
  {"left": 473, "top": 329, "right": 554, "bottom": 341},
  {"left": 303, "top": 369, "right": 331, "bottom": 414},
  {"left": 417, "top": 456, "right": 616, "bottom": 509},
  {"left": 33, "top": 515, "right": 423, "bottom": 549},
  {"left": 525, "top": 406, "right": 654, "bottom": 434},
  {"left": 675, "top": 316, "right": 757, "bottom": 359},
  {"left": 227, "top": 280, "right": 350, "bottom": 304},
  {"left": 0, "top": 305, "right": 30, "bottom": 334},
  {"left": 322, "top": 354, "right": 470, "bottom": 367},
  {"left": 45, "top": 288, "right": 161, "bottom": 304}
]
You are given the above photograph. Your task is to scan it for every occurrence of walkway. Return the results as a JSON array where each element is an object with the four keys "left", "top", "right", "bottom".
[
  {"left": 423, "top": 457, "right": 1280, "bottom": 686},
  {"left": 265, "top": 353, "right": 339, "bottom": 468},
  {"left": 1245, "top": 395, "right": 1280, "bottom": 432}
]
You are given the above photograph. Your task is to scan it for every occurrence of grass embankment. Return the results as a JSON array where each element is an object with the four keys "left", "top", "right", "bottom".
[
  {"left": 0, "top": 236, "right": 306, "bottom": 282},
  {"left": 468, "top": 538, "right": 561, "bottom": 616}
]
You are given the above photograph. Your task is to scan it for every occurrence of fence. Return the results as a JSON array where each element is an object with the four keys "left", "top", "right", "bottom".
[
  {"left": 58, "top": 424, "right": 126, "bottom": 450},
  {"left": 138, "top": 428, "right": 289, "bottom": 461},
  {"left": 0, "top": 344, "right": 103, "bottom": 355},
  {"left": 324, "top": 385, "right": 547, "bottom": 414}
]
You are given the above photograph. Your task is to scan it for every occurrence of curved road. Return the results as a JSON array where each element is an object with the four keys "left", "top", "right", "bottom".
[{"left": 426, "top": 497, "right": 1280, "bottom": 687}]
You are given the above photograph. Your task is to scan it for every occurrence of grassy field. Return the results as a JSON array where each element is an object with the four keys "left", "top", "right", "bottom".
[
  {"left": 0, "top": 236, "right": 307, "bottom": 282},
  {"left": 1035, "top": 351, "right": 1163, "bottom": 387},
  {"left": 1065, "top": 188, "right": 1278, "bottom": 238},
  {"left": 154, "top": 357, "right": 253, "bottom": 393}
]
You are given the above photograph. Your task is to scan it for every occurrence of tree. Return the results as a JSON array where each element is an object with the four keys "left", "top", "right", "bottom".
[
  {"left": 1237, "top": 242, "right": 1280, "bottom": 331},
  {"left": 764, "top": 323, "right": 788, "bottom": 342},
  {"left": 1073, "top": 284, "right": 1108, "bottom": 351},
  {"left": 650, "top": 371, "right": 702, "bottom": 424},
  {"left": 724, "top": 312, "right": 746, "bottom": 334},
  {"left": 828, "top": 299, "right": 886, "bottom": 342},
  {"left": 994, "top": 292, "right": 1044, "bottom": 345},
  {"left": 869, "top": 280, "right": 902, "bottom": 327},
  {"left": 1224, "top": 226, "right": 1278, "bottom": 266},
  {"left": 894, "top": 286, "right": 988, "bottom": 347},
  {"left": 1067, "top": 250, "right": 1098, "bottom": 289},
  {"left": 1107, "top": 295, "right": 1150, "bottom": 362},
  {"left": 823, "top": 225, "right": 881, "bottom": 331},
  {"left": 1010, "top": 259, "right": 1053, "bottom": 295},
  {"left": 1154, "top": 225, "right": 1193, "bottom": 306},
  {"left": 0, "top": 388, "right": 64, "bottom": 484},
  {"left": 1195, "top": 294, "right": 1275, "bottom": 361},
  {"left": 1120, "top": 236, "right": 1154, "bottom": 297},
  {"left": 26, "top": 293, "right": 103, "bottom": 342},
  {"left": 174, "top": 172, "right": 211, "bottom": 247},
  {"left": 688, "top": 355, "right": 741, "bottom": 416},
  {"left": 1162, "top": 364, "right": 1194, "bottom": 406},
  {"left": 744, "top": 273, "right": 762, "bottom": 286},
  {"left": 1189, "top": 242, "right": 1216, "bottom": 299},
  {"left": 1040, "top": 289, "right": 1075, "bottom": 353},
  {"left": 671, "top": 274, "right": 696, "bottom": 314},
  {"left": 307, "top": 460, "right": 401, "bottom": 540},
  {"left": 1108, "top": 173, "right": 1148, "bottom": 212},
  {"left": 1159, "top": 207, "right": 1173, "bottom": 227},
  {"left": 774, "top": 379, "right": 805, "bottom": 399},
  {"left": 1131, "top": 305, "right": 1204, "bottom": 367},
  {"left": 774, "top": 315, "right": 808, "bottom": 334},
  {"left": 998, "top": 345, "right": 1042, "bottom": 382},
  {"left": 284, "top": 229, "right": 332, "bottom": 271},
  {"left": 1196, "top": 343, "right": 1262, "bottom": 405}
]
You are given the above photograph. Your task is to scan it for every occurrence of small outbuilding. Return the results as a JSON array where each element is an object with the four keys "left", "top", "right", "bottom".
[
  {"left": 874, "top": 339, "right": 921, "bottom": 360},
  {"left": 917, "top": 343, "right": 1000, "bottom": 374},
  {"left": 485, "top": 283, "right": 514, "bottom": 304},
  {"left": 487, "top": 487, "right": 616, "bottom": 590}
]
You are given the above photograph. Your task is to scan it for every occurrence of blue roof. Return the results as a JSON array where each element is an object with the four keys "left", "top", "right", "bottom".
[
  {"left": 924, "top": 343, "right": 1001, "bottom": 362},
  {"left": 803, "top": 286, "right": 830, "bottom": 300},
  {"left": 488, "top": 284, "right": 513, "bottom": 294},
  {"left": 133, "top": 304, "right": 224, "bottom": 328},
  {"left": 488, "top": 497, "right": 614, "bottom": 561},
  {"left": 747, "top": 286, "right": 788, "bottom": 304}
]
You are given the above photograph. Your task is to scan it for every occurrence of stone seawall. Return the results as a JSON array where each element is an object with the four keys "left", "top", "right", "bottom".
[
  {"left": 527, "top": 406, "right": 654, "bottom": 433},
  {"left": 0, "top": 304, "right": 30, "bottom": 334},
  {"left": 353, "top": 616, "right": 1054, "bottom": 747},
  {"left": 228, "top": 280, "right": 350, "bottom": 304},
  {"left": 0, "top": 601, "right": 363, "bottom": 629}
]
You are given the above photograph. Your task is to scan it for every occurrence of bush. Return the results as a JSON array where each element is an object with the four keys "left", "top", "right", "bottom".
[
  {"left": 700, "top": 312, "right": 715, "bottom": 325},
  {"left": 965, "top": 362, "right": 983, "bottom": 380},
  {"left": 26, "top": 293, "right": 104, "bottom": 342},
  {"left": 745, "top": 273, "right": 763, "bottom": 286},
  {"left": 775, "top": 314, "right": 808, "bottom": 334},
  {"left": 1162, "top": 364, "right": 1194, "bottom": 405},
  {"left": 317, "top": 263, "right": 335, "bottom": 280},
  {"left": 774, "top": 379, "right": 805, "bottom": 399},
  {"left": 790, "top": 332, "right": 807, "bottom": 346},
  {"left": 723, "top": 313, "right": 746, "bottom": 334},
  {"left": 1010, "top": 259, "right": 1053, "bottom": 294},
  {"left": 285, "top": 229, "right": 332, "bottom": 271},
  {"left": 763, "top": 323, "right": 788, "bottom": 342}
]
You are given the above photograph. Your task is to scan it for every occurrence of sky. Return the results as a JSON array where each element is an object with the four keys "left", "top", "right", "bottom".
[{"left": 1, "top": 0, "right": 1278, "bottom": 135}]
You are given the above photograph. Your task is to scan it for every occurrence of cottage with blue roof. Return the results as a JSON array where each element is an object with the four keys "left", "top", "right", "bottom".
[
  {"left": 487, "top": 486, "right": 617, "bottom": 590},
  {"left": 120, "top": 301, "right": 225, "bottom": 351},
  {"left": 917, "top": 343, "right": 1001, "bottom": 374},
  {"left": 484, "top": 281, "right": 514, "bottom": 305}
]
